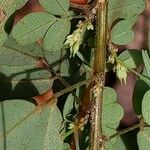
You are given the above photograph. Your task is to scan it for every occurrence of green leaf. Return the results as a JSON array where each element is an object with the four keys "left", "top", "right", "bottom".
[
  {"left": 112, "top": 136, "right": 126, "bottom": 150},
  {"left": 0, "top": 0, "right": 28, "bottom": 16},
  {"left": 39, "top": 0, "right": 70, "bottom": 16},
  {"left": 103, "top": 103, "right": 123, "bottom": 129},
  {"left": 133, "top": 79, "right": 150, "bottom": 115},
  {"left": 106, "top": 136, "right": 126, "bottom": 150},
  {"left": 44, "top": 18, "right": 71, "bottom": 51},
  {"left": 103, "top": 87, "right": 124, "bottom": 140},
  {"left": 76, "top": 51, "right": 92, "bottom": 72},
  {"left": 5, "top": 35, "right": 44, "bottom": 57},
  {"left": 0, "top": 100, "right": 63, "bottom": 150},
  {"left": 142, "top": 50, "right": 150, "bottom": 78},
  {"left": 12, "top": 12, "right": 57, "bottom": 45},
  {"left": 0, "top": 44, "right": 36, "bottom": 68},
  {"left": 118, "top": 50, "right": 143, "bottom": 69},
  {"left": 111, "top": 20, "right": 134, "bottom": 45},
  {"left": 63, "top": 94, "right": 74, "bottom": 121},
  {"left": 0, "top": 0, "right": 28, "bottom": 46},
  {"left": 0, "top": 30, "right": 7, "bottom": 48},
  {"left": 108, "top": 0, "right": 146, "bottom": 25},
  {"left": 103, "top": 87, "right": 117, "bottom": 105},
  {"left": 133, "top": 63, "right": 150, "bottom": 115},
  {"left": 137, "top": 127, "right": 150, "bottom": 150},
  {"left": 44, "top": 50, "right": 70, "bottom": 76},
  {"left": 60, "top": 58, "right": 70, "bottom": 77},
  {"left": 137, "top": 67, "right": 150, "bottom": 87},
  {"left": 142, "top": 90, "right": 150, "bottom": 125}
]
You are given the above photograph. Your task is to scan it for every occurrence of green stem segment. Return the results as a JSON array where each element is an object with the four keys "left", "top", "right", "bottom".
[
  {"left": 90, "top": 1, "right": 108, "bottom": 150},
  {"left": 94, "top": 0, "right": 108, "bottom": 75}
]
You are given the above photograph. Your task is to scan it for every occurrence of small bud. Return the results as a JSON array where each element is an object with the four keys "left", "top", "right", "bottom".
[
  {"left": 68, "top": 123, "right": 75, "bottom": 130},
  {"left": 116, "top": 63, "right": 128, "bottom": 84},
  {"left": 72, "top": 42, "right": 80, "bottom": 57},
  {"left": 108, "top": 56, "right": 115, "bottom": 64},
  {"left": 86, "top": 21, "right": 94, "bottom": 30}
]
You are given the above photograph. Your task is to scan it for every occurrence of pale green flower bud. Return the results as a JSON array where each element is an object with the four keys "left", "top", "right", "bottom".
[
  {"left": 65, "top": 19, "right": 93, "bottom": 57},
  {"left": 68, "top": 123, "right": 75, "bottom": 130},
  {"left": 108, "top": 56, "right": 115, "bottom": 64},
  {"left": 116, "top": 63, "right": 128, "bottom": 84},
  {"left": 72, "top": 42, "right": 80, "bottom": 57},
  {"left": 86, "top": 22, "right": 94, "bottom": 30}
]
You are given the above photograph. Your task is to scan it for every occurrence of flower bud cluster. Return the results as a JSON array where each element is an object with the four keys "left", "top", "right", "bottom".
[{"left": 65, "top": 20, "right": 94, "bottom": 57}]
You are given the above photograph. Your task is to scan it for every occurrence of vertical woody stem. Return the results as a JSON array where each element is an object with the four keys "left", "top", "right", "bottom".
[
  {"left": 89, "top": 0, "right": 108, "bottom": 150},
  {"left": 94, "top": 0, "right": 108, "bottom": 75}
]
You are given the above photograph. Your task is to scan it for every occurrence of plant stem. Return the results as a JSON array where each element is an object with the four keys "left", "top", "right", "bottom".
[
  {"left": 89, "top": 0, "right": 108, "bottom": 150},
  {"left": 46, "top": 73, "right": 101, "bottom": 104}
]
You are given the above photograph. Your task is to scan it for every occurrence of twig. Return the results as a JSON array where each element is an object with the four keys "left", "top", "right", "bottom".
[
  {"left": 109, "top": 124, "right": 140, "bottom": 140},
  {"left": 108, "top": 122, "right": 150, "bottom": 140},
  {"left": 36, "top": 73, "right": 102, "bottom": 106},
  {"left": 52, "top": 73, "right": 101, "bottom": 100}
]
